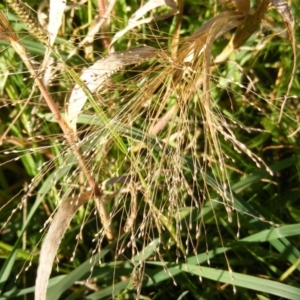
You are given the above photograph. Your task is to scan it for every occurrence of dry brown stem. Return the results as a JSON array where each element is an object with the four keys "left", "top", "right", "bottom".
[{"left": 0, "top": 10, "right": 114, "bottom": 299}]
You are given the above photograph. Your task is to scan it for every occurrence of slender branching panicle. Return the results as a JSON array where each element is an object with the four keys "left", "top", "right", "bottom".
[{"left": 0, "top": 1, "right": 299, "bottom": 299}]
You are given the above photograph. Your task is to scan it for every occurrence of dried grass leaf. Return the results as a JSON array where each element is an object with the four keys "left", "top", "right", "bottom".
[
  {"left": 66, "top": 46, "right": 161, "bottom": 132},
  {"left": 233, "top": 0, "right": 270, "bottom": 49},
  {"left": 110, "top": 0, "right": 178, "bottom": 46},
  {"left": 181, "top": 11, "right": 244, "bottom": 64},
  {"left": 35, "top": 193, "right": 92, "bottom": 300},
  {"left": 216, "top": 1, "right": 268, "bottom": 63},
  {"left": 48, "top": 0, "right": 66, "bottom": 46}
]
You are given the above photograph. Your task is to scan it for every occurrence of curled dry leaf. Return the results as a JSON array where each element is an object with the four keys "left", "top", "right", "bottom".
[
  {"left": 176, "top": 11, "right": 244, "bottom": 80},
  {"left": 35, "top": 193, "right": 93, "bottom": 300},
  {"left": 233, "top": 0, "right": 270, "bottom": 49},
  {"left": 66, "top": 46, "right": 161, "bottom": 132},
  {"left": 215, "top": 0, "right": 269, "bottom": 63}
]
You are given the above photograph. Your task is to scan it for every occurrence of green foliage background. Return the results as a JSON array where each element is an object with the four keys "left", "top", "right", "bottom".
[{"left": 0, "top": 0, "right": 300, "bottom": 299}]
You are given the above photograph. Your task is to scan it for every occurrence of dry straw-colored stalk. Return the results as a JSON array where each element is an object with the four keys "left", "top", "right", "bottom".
[{"left": 0, "top": 10, "right": 113, "bottom": 300}]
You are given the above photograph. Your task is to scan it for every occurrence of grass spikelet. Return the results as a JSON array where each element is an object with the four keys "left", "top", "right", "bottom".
[{"left": 5, "top": 0, "right": 48, "bottom": 44}]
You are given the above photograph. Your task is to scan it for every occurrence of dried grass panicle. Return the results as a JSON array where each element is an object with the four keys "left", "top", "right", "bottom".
[{"left": 0, "top": 0, "right": 298, "bottom": 299}]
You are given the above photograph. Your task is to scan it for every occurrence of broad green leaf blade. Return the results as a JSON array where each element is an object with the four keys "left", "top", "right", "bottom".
[
  {"left": 183, "top": 264, "right": 300, "bottom": 300},
  {"left": 147, "top": 262, "right": 300, "bottom": 300}
]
